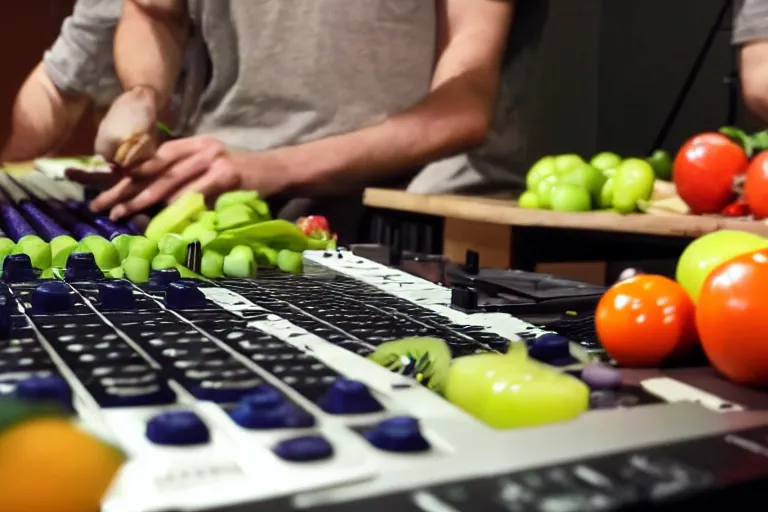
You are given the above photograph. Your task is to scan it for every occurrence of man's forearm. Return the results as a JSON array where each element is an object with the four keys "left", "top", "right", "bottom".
[
  {"left": 245, "top": 74, "right": 493, "bottom": 196},
  {"left": 1, "top": 64, "right": 89, "bottom": 162},
  {"left": 115, "top": 0, "right": 188, "bottom": 109}
]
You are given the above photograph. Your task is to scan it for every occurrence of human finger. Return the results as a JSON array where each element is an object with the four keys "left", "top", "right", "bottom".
[
  {"left": 90, "top": 176, "right": 145, "bottom": 214},
  {"left": 169, "top": 157, "right": 241, "bottom": 204},
  {"left": 131, "top": 136, "right": 224, "bottom": 179},
  {"left": 108, "top": 153, "right": 212, "bottom": 219}
]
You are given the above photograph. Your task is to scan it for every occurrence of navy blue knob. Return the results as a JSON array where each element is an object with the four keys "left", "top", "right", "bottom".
[
  {"left": 30, "top": 281, "right": 73, "bottom": 313},
  {"left": 98, "top": 280, "right": 136, "bottom": 310},
  {"left": 146, "top": 410, "right": 210, "bottom": 446},
  {"left": 15, "top": 375, "right": 72, "bottom": 408},
  {"left": 317, "top": 378, "right": 383, "bottom": 415},
  {"left": 230, "top": 386, "right": 316, "bottom": 429},
  {"left": 364, "top": 416, "right": 430, "bottom": 453},
  {"left": 273, "top": 435, "right": 333, "bottom": 462},
  {"left": 528, "top": 334, "right": 575, "bottom": 366},
  {"left": 64, "top": 252, "right": 104, "bottom": 282},
  {"left": 148, "top": 268, "right": 181, "bottom": 292},
  {"left": 165, "top": 280, "right": 207, "bottom": 309},
  {"left": 2, "top": 254, "right": 36, "bottom": 283}
]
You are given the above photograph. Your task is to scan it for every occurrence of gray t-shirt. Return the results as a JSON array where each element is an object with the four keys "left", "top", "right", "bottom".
[
  {"left": 734, "top": 0, "right": 768, "bottom": 44},
  {"left": 44, "top": 0, "right": 122, "bottom": 107},
  {"left": 47, "top": 0, "right": 547, "bottom": 195}
]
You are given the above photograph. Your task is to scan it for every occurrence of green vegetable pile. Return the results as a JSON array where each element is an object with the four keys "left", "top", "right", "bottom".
[{"left": 0, "top": 191, "right": 336, "bottom": 283}]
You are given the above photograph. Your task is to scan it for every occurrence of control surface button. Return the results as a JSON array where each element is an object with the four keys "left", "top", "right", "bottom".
[
  {"left": 30, "top": 281, "right": 73, "bottom": 313},
  {"left": 98, "top": 280, "right": 137, "bottom": 310},
  {"left": 15, "top": 375, "right": 72, "bottom": 408},
  {"left": 146, "top": 410, "right": 210, "bottom": 446},
  {"left": 274, "top": 435, "right": 334, "bottom": 462},
  {"left": 64, "top": 252, "right": 104, "bottom": 282},
  {"left": 581, "top": 363, "right": 622, "bottom": 390},
  {"left": 165, "top": 280, "right": 207, "bottom": 309},
  {"left": 365, "top": 416, "right": 430, "bottom": 453},
  {"left": 451, "top": 287, "right": 478, "bottom": 311},
  {"left": 148, "top": 268, "right": 181, "bottom": 292},
  {"left": 317, "top": 378, "right": 383, "bottom": 415},
  {"left": 2, "top": 254, "right": 37, "bottom": 283},
  {"left": 528, "top": 333, "right": 574, "bottom": 366},
  {"left": 464, "top": 249, "right": 480, "bottom": 274}
]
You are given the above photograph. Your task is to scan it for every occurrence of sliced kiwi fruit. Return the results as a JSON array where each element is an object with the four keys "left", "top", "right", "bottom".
[{"left": 368, "top": 337, "right": 452, "bottom": 393}]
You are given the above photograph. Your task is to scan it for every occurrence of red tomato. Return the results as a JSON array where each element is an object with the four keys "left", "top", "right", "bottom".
[
  {"left": 673, "top": 133, "right": 748, "bottom": 214},
  {"left": 595, "top": 275, "right": 698, "bottom": 367},
  {"left": 744, "top": 151, "right": 768, "bottom": 219},
  {"left": 296, "top": 215, "right": 331, "bottom": 239},
  {"left": 720, "top": 199, "right": 750, "bottom": 217},
  {"left": 697, "top": 249, "right": 768, "bottom": 385}
]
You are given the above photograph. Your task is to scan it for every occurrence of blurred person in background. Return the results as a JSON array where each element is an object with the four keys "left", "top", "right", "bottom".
[
  {"left": 88, "top": 0, "right": 548, "bottom": 243},
  {"left": 1, "top": 0, "right": 122, "bottom": 162},
  {"left": 736, "top": 0, "right": 768, "bottom": 122}
]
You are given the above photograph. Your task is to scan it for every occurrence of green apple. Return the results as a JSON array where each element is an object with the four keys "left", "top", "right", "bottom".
[
  {"left": 535, "top": 174, "right": 560, "bottom": 209},
  {"left": 602, "top": 167, "right": 617, "bottom": 178},
  {"left": 560, "top": 163, "right": 606, "bottom": 201},
  {"left": 444, "top": 353, "right": 590, "bottom": 429},
  {"left": 590, "top": 152, "right": 622, "bottom": 172},
  {"left": 549, "top": 184, "right": 591, "bottom": 212},
  {"left": 518, "top": 191, "right": 539, "bottom": 209},
  {"left": 554, "top": 154, "right": 586, "bottom": 174},
  {"left": 647, "top": 149, "right": 673, "bottom": 181},
  {"left": 612, "top": 158, "right": 656, "bottom": 214},
  {"left": 676, "top": 230, "right": 768, "bottom": 302},
  {"left": 598, "top": 177, "right": 614, "bottom": 209},
  {"left": 526, "top": 156, "right": 557, "bottom": 191}
]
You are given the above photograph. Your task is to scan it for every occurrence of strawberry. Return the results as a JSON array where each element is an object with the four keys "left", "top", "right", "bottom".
[{"left": 297, "top": 215, "right": 334, "bottom": 240}]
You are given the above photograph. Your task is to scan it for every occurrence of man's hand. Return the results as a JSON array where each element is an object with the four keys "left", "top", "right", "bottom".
[
  {"left": 93, "top": 86, "right": 158, "bottom": 167},
  {"left": 87, "top": 136, "right": 291, "bottom": 220}
]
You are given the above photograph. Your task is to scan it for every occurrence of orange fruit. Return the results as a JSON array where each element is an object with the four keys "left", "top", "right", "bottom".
[
  {"left": 0, "top": 417, "right": 124, "bottom": 512},
  {"left": 697, "top": 249, "right": 768, "bottom": 385},
  {"left": 595, "top": 274, "right": 698, "bottom": 367}
]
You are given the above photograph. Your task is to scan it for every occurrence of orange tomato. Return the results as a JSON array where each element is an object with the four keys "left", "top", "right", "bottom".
[
  {"left": 595, "top": 274, "right": 698, "bottom": 367},
  {"left": 697, "top": 249, "right": 768, "bottom": 385},
  {"left": 0, "top": 417, "right": 124, "bottom": 512}
]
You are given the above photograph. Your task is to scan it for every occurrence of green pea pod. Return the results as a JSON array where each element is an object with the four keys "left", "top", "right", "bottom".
[
  {"left": 720, "top": 126, "right": 754, "bottom": 157},
  {"left": 251, "top": 243, "right": 278, "bottom": 267},
  {"left": 211, "top": 220, "right": 309, "bottom": 253}
]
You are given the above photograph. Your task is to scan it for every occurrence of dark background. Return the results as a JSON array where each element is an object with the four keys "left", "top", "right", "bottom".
[
  {"left": 529, "top": 0, "right": 764, "bottom": 160},
  {"left": 0, "top": 0, "right": 763, "bottom": 161}
]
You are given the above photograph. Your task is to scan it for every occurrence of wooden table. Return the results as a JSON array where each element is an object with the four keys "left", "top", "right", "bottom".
[{"left": 363, "top": 188, "right": 768, "bottom": 284}]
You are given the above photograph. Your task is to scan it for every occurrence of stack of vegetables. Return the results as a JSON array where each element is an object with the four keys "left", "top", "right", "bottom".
[{"left": 0, "top": 183, "right": 336, "bottom": 283}]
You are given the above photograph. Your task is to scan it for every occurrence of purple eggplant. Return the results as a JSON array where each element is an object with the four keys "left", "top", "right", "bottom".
[
  {"left": 0, "top": 201, "right": 38, "bottom": 242},
  {"left": 18, "top": 200, "right": 70, "bottom": 241},
  {"left": 65, "top": 200, "right": 131, "bottom": 239}
]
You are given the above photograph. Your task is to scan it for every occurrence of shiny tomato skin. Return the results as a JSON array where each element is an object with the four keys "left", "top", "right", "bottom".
[
  {"left": 595, "top": 275, "right": 698, "bottom": 367},
  {"left": 744, "top": 151, "right": 768, "bottom": 219},
  {"left": 673, "top": 133, "right": 748, "bottom": 214},
  {"left": 697, "top": 249, "right": 768, "bottom": 386}
]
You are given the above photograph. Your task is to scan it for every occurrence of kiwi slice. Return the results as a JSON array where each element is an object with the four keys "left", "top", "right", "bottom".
[{"left": 368, "top": 337, "right": 452, "bottom": 393}]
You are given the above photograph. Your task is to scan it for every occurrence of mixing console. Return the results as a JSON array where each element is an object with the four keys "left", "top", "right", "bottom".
[{"left": 1, "top": 248, "right": 767, "bottom": 511}]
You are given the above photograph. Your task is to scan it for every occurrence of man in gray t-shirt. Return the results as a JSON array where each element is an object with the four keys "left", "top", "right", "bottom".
[
  {"left": 735, "top": 0, "right": 768, "bottom": 122},
  {"left": 1, "top": 0, "right": 122, "bottom": 162},
  {"left": 88, "top": 0, "right": 543, "bottom": 240}
]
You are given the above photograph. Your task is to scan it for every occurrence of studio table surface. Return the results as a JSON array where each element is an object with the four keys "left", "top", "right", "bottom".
[{"left": 363, "top": 188, "right": 768, "bottom": 238}]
